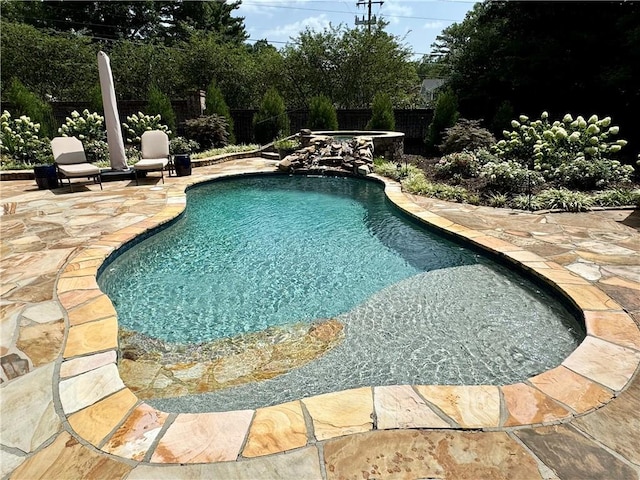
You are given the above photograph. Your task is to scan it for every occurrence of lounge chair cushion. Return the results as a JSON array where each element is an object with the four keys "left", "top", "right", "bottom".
[
  {"left": 134, "top": 158, "right": 169, "bottom": 171},
  {"left": 57, "top": 163, "right": 101, "bottom": 177}
]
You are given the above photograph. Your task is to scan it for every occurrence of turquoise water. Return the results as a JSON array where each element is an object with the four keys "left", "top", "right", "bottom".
[
  {"left": 99, "top": 176, "right": 478, "bottom": 343},
  {"left": 99, "top": 175, "right": 585, "bottom": 407}
]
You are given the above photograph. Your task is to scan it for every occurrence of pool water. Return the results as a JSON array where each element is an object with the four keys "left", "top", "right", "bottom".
[
  {"left": 99, "top": 175, "right": 584, "bottom": 409},
  {"left": 99, "top": 176, "right": 478, "bottom": 343}
]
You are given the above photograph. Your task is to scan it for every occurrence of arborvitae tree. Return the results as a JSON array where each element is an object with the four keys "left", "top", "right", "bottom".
[
  {"left": 425, "top": 87, "right": 459, "bottom": 153},
  {"left": 146, "top": 84, "right": 176, "bottom": 134},
  {"left": 253, "top": 87, "right": 289, "bottom": 144},
  {"left": 205, "top": 79, "right": 235, "bottom": 143},
  {"left": 6, "top": 78, "right": 55, "bottom": 137},
  {"left": 307, "top": 95, "right": 338, "bottom": 130},
  {"left": 366, "top": 92, "right": 395, "bottom": 131}
]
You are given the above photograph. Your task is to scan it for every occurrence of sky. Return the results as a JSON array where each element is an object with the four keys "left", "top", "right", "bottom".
[{"left": 235, "top": 0, "right": 479, "bottom": 59}]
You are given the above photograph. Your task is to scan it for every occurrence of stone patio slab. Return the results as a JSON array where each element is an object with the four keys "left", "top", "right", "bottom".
[
  {"left": 414, "top": 385, "right": 501, "bottom": 428},
  {"left": 562, "top": 336, "right": 640, "bottom": 391},
  {"left": 323, "top": 429, "right": 544, "bottom": 480},
  {"left": 374, "top": 385, "right": 451, "bottom": 429},
  {"left": 8, "top": 431, "right": 132, "bottom": 480},
  {"left": 150, "top": 410, "right": 254, "bottom": 463},
  {"left": 516, "top": 424, "right": 638, "bottom": 479},
  {"left": 58, "top": 363, "right": 125, "bottom": 414},
  {"left": 528, "top": 366, "right": 613, "bottom": 414},
  {"left": 102, "top": 402, "right": 170, "bottom": 461},
  {"left": 242, "top": 401, "right": 307, "bottom": 457},
  {"left": 301, "top": 387, "right": 374, "bottom": 441},
  {"left": 67, "top": 388, "right": 138, "bottom": 446},
  {"left": 63, "top": 316, "right": 118, "bottom": 358},
  {"left": 129, "top": 446, "right": 322, "bottom": 480}
]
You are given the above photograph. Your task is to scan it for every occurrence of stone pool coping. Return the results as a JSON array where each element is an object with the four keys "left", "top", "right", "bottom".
[{"left": 53, "top": 166, "right": 640, "bottom": 465}]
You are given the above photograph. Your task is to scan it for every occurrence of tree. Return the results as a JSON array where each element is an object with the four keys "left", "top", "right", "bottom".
[
  {"left": 434, "top": 1, "right": 640, "bottom": 158},
  {"left": 205, "top": 80, "right": 235, "bottom": 143},
  {"left": 2, "top": 0, "right": 247, "bottom": 45},
  {"left": 425, "top": 87, "right": 459, "bottom": 153},
  {"left": 146, "top": 84, "right": 176, "bottom": 134},
  {"left": 307, "top": 95, "right": 338, "bottom": 131},
  {"left": 5, "top": 78, "right": 56, "bottom": 137},
  {"left": 282, "top": 22, "right": 419, "bottom": 108},
  {"left": 0, "top": 22, "right": 97, "bottom": 101},
  {"left": 367, "top": 93, "right": 395, "bottom": 131},
  {"left": 160, "top": 0, "right": 247, "bottom": 45},
  {"left": 253, "top": 88, "right": 289, "bottom": 144}
]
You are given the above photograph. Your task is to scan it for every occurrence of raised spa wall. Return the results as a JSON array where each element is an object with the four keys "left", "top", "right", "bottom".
[{"left": 305, "top": 129, "right": 405, "bottom": 162}]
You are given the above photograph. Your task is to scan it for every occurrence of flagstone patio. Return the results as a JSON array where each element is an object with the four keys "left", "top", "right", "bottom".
[{"left": 1, "top": 158, "right": 639, "bottom": 479}]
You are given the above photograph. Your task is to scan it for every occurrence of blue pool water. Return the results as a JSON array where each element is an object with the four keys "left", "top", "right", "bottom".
[
  {"left": 99, "top": 175, "right": 584, "bottom": 408},
  {"left": 99, "top": 176, "right": 479, "bottom": 343}
]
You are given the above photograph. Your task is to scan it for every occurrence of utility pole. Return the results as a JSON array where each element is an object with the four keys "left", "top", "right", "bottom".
[{"left": 355, "top": 0, "right": 384, "bottom": 33}]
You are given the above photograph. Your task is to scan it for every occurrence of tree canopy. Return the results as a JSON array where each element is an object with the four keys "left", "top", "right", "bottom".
[
  {"left": 432, "top": 0, "right": 640, "bottom": 157},
  {"left": 0, "top": 0, "right": 247, "bottom": 44}
]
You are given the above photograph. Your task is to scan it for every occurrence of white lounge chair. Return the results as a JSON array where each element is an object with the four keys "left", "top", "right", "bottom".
[
  {"left": 51, "top": 136, "right": 102, "bottom": 192},
  {"left": 134, "top": 130, "right": 170, "bottom": 185}
]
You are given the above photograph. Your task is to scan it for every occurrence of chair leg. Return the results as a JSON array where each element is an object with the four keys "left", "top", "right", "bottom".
[
  {"left": 161, "top": 168, "right": 164, "bottom": 184},
  {"left": 68, "top": 178, "right": 74, "bottom": 193},
  {"left": 97, "top": 174, "right": 103, "bottom": 190},
  {"left": 135, "top": 170, "right": 139, "bottom": 186}
]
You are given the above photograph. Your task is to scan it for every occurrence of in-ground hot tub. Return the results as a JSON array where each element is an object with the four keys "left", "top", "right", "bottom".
[{"left": 310, "top": 130, "right": 405, "bottom": 161}]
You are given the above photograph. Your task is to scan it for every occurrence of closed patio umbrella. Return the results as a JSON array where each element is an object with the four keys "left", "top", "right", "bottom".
[{"left": 98, "top": 51, "right": 128, "bottom": 171}]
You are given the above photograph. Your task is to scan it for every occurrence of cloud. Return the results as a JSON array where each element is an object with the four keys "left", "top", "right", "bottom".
[
  {"left": 264, "top": 14, "right": 332, "bottom": 42},
  {"left": 238, "top": 0, "right": 314, "bottom": 16},
  {"left": 423, "top": 21, "right": 446, "bottom": 30},
  {"left": 378, "top": 0, "right": 412, "bottom": 25}
]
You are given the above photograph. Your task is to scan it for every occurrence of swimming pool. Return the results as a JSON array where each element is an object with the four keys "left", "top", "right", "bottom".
[{"left": 98, "top": 175, "right": 584, "bottom": 411}]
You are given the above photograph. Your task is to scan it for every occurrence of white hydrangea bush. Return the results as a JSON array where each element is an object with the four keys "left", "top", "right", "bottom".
[
  {"left": 58, "top": 109, "right": 106, "bottom": 142},
  {"left": 122, "top": 112, "right": 171, "bottom": 145},
  {"left": 0, "top": 110, "right": 46, "bottom": 164},
  {"left": 493, "top": 112, "right": 633, "bottom": 189}
]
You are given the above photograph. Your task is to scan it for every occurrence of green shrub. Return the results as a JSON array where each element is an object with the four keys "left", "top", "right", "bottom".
[
  {"left": 0, "top": 110, "right": 49, "bottom": 165},
  {"left": 401, "top": 170, "right": 432, "bottom": 194},
  {"left": 373, "top": 161, "right": 421, "bottom": 181},
  {"left": 434, "top": 151, "right": 480, "bottom": 179},
  {"left": 253, "top": 87, "right": 289, "bottom": 144},
  {"left": 593, "top": 188, "right": 640, "bottom": 207},
  {"left": 5, "top": 78, "right": 55, "bottom": 137},
  {"left": 487, "top": 192, "right": 508, "bottom": 208},
  {"left": 366, "top": 93, "right": 395, "bottom": 131},
  {"left": 122, "top": 112, "right": 171, "bottom": 145},
  {"left": 439, "top": 119, "right": 496, "bottom": 154},
  {"left": 58, "top": 110, "right": 106, "bottom": 143},
  {"left": 491, "top": 100, "right": 515, "bottom": 134},
  {"left": 510, "top": 194, "right": 541, "bottom": 211},
  {"left": 308, "top": 95, "right": 338, "bottom": 131},
  {"left": 480, "top": 160, "right": 545, "bottom": 193},
  {"left": 191, "top": 144, "right": 259, "bottom": 160},
  {"left": 535, "top": 188, "right": 594, "bottom": 212},
  {"left": 273, "top": 136, "right": 301, "bottom": 151},
  {"left": 169, "top": 136, "right": 200, "bottom": 155},
  {"left": 184, "top": 115, "right": 229, "bottom": 150},
  {"left": 205, "top": 80, "right": 235, "bottom": 143},
  {"left": 428, "top": 183, "right": 470, "bottom": 203},
  {"left": 425, "top": 87, "right": 459, "bottom": 153},
  {"left": 84, "top": 139, "right": 109, "bottom": 164},
  {"left": 146, "top": 84, "right": 176, "bottom": 134},
  {"left": 555, "top": 157, "right": 633, "bottom": 190}
]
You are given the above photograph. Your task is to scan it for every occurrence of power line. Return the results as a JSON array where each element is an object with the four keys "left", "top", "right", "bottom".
[{"left": 240, "top": 2, "right": 459, "bottom": 22}]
